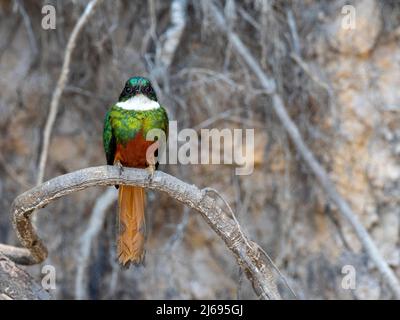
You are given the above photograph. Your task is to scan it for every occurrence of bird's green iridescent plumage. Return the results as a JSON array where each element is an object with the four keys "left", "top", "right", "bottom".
[{"left": 103, "top": 105, "right": 168, "bottom": 165}]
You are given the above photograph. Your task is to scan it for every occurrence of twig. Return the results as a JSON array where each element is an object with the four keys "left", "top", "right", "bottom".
[
  {"left": 203, "top": 187, "right": 296, "bottom": 298},
  {"left": 74, "top": 187, "right": 118, "bottom": 300},
  {"left": 141, "top": 0, "right": 157, "bottom": 55},
  {"left": 14, "top": 0, "right": 38, "bottom": 63},
  {"left": 286, "top": 9, "right": 300, "bottom": 56},
  {"left": 209, "top": 2, "right": 400, "bottom": 299},
  {"left": 237, "top": 6, "right": 260, "bottom": 30},
  {"left": 11, "top": 166, "right": 282, "bottom": 300},
  {"left": 0, "top": 16, "right": 21, "bottom": 61},
  {"left": 157, "top": 0, "right": 188, "bottom": 70},
  {"left": 36, "top": 0, "right": 102, "bottom": 185},
  {"left": 151, "top": 0, "right": 188, "bottom": 82},
  {"left": 290, "top": 53, "right": 332, "bottom": 95}
]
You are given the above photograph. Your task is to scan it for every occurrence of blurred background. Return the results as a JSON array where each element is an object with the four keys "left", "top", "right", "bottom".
[{"left": 1, "top": 0, "right": 400, "bottom": 299}]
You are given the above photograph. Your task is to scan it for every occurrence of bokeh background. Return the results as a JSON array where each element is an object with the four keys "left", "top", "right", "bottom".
[{"left": 1, "top": 0, "right": 400, "bottom": 299}]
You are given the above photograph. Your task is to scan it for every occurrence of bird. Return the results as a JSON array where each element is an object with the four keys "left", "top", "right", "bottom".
[{"left": 103, "top": 76, "right": 169, "bottom": 267}]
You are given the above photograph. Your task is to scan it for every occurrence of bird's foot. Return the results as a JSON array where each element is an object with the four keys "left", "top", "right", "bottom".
[
  {"left": 114, "top": 160, "right": 124, "bottom": 176},
  {"left": 146, "top": 164, "right": 156, "bottom": 184}
]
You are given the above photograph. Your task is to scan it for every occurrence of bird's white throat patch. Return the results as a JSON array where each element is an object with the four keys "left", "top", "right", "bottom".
[{"left": 116, "top": 94, "right": 160, "bottom": 111}]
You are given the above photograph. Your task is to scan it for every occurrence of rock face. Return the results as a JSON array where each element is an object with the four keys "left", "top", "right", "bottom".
[
  {"left": 0, "top": 0, "right": 400, "bottom": 299},
  {"left": 288, "top": 0, "right": 400, "bottom": 299},
  {"left": 327, "top": 0, "right": 400, "bottom": 267}
]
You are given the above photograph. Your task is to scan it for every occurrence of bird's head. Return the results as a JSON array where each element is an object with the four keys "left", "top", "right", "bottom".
[{"left": 118, "top": 77, "right": 157, "bottom": 102}]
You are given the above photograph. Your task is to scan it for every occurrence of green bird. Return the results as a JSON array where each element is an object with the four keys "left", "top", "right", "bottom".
[{"left": 103, "top": 77, "right": 169, "bottom": 267}]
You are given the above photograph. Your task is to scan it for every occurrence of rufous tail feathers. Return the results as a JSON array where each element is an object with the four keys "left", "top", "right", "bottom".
[{"left": 117, "top": 185, "right": 146, "bottom": 267}]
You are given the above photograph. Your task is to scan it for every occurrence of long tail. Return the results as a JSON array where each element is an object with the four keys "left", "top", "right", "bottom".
[{"left": 117, "top": 185, "right": 146, "bottom": 267}]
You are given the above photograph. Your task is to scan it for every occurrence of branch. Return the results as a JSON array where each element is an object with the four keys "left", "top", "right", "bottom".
[
  {"left": 14, "top": 0, "right": 38, "bottom": 64},
  {"left": 0, "top": 253, "right": 51, "bottom": 300},
  {"left": 10, "top": 166, "right": 282, "bottom": 300},
  {"left": 209, "top": 2, "right": 400, "bottom": 299},
  {"left": 158, "top": 0, "right": 187, "bottom": 69},
  {"left": 152, "top": 0, "right": 187, "bottom": 79},
  {"left": 0, "top": 244, "right": 32, "bottom": 265},
  {"left": 36, "top": 0, "right": 103, "bottom": 185}
]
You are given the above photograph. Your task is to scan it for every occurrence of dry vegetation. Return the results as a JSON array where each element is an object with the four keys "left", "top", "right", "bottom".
[{"left": 1, "top": 0, "right": 400, "bottom": 299}]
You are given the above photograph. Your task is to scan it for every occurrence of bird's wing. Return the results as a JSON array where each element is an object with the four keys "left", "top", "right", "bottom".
[
  {"left": 160, "top": 105, "right": 169, "bottom": 136},
  {"left": 103, "top": 109, "right": 116, "bottom": 165}
]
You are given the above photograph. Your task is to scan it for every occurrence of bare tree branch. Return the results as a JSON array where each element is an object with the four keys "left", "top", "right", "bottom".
[
  {"left": 286, "top": 9, "right": 301, "bottom": 57},
  {"left": 0, "top": 253, "right": 51, "bottom": 300},
  {"left": 0, "top": 244, "right": 32, "bottom": 265},
  {"left": 14, "top": 0, "right": 38, "bottom": 63},
  {"left": 157, "top": 0, "right": 187, "bottom": 70},
  {"left": 149, "top": 0, "right": 188, "bottom": 84},
  {"left": 209, "top": 2, "right": 400, "bottom": 299},
  {"left": 10, "top": 166, "right": 282, "bottom": 300},
  {"left": 36, "top": 0, "right": 103, "bottom": 185}
]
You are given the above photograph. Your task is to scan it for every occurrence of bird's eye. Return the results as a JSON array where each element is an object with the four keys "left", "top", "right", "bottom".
[{"left": 125, "top": 86, "right": 133, "bottom": 94}]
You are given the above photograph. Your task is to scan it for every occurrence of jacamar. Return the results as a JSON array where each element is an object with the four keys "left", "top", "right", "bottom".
[{"left": 103, "top": 77, "right": 169, "bottom": 267}]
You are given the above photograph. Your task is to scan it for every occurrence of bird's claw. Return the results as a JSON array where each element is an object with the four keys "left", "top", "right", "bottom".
[
  {"left": 115, "top": 160, "right": 124, "bottom": 176},
  {"left": 146, "top": 164, "right": 155, "bottom": 184}
]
